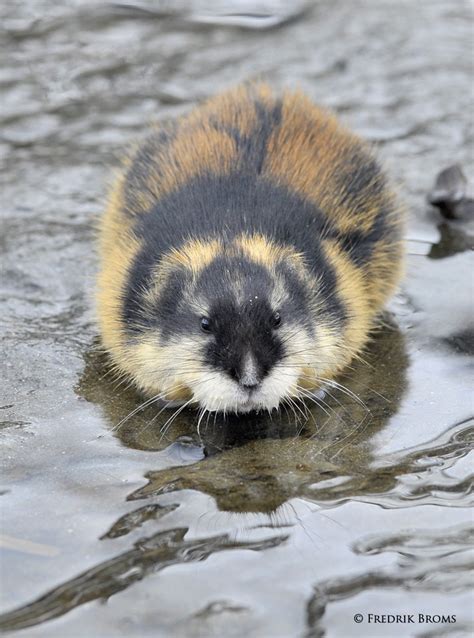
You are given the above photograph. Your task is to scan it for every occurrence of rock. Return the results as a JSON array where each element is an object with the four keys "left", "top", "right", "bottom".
[{"left": 428, "top": 164, "right": 473, "bottom": 220}]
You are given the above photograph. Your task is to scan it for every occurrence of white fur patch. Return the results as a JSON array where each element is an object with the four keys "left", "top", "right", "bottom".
[
  {"left": 190, "top": 364, "right": 299, "bottom": 414},
  {"left": 129, "top": 322, "right": 338, "bottom": 413}
]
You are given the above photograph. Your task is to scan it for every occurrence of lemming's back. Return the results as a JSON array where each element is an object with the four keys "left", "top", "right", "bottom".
[{"left": 117, "top": 84, "right": 402, "bottom": 301}]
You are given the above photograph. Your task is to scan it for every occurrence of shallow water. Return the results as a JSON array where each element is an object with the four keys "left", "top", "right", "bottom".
[{"left": 1, "top": 1, "right": 473, "bottom": 636}]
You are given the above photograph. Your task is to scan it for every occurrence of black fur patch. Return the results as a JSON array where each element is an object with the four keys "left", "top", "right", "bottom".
[
  {"left": 276, "top": 260, "right": 345, "bottom": 328},
  {"left": 121, "top": 172, "right": 347, "bottom": 331},
  {"left": 204, "top": 293, "right": 283, "bottom": 384},
  {"left": 124, "top": 125, "right": 176, "bottom": 213},
  {"left": 211, "top": 97, "right": 282, "bottom": 175},
  {"left": 338, "top": 150, "right": 385, "bottom": 208},
  {"left": 331, "top": 149, "right": 395, "bottom": 267},
  {"left": 122, "top": 262, "right": 186, "bottom": 334},
  {"left": 132, "top": 172, "right": 328, "bottom": 262},
  {"left": 197, "top": 254, "right": 273, "bottom": 298},
  {"left": 158, "top": 256, "right": 275, "bottom": 341},
  {"left": 333, "top": 206, "right": 391, "bottom": 267}
]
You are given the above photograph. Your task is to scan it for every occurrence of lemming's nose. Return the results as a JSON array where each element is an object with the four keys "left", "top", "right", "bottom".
[
  {"left": 235, "top": 352, "right": 261, "bottom": 390},
  {"left": 240, "top": 377, "right": 260, "bottom": 391}
]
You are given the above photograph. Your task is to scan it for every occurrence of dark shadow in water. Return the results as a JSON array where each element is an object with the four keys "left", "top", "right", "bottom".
[
  {"left": 428, "top": 222, "right": 473, "bottom": 260},
  {"left": 0, "top": 318, "right": 411, "bottom": 632},
  {"left": 3, "top": 313, "right": 474, "bottom": 631},
  {"left": 0, "top": 529, "right": 287, "bottom": 632},
  {"left": 77, "top": 316, "right": 409, "bottom": 514},
  {"left": 305, "top": 523, "right": 474, "bottom": 637},
  {"left": 442, "top": 328, "right": 474, "bottom": 357}
]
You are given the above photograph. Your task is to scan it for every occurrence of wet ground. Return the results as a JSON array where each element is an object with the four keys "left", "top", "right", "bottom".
[{"left": 1, "top": 1, "right": 473, "bottom": 636}]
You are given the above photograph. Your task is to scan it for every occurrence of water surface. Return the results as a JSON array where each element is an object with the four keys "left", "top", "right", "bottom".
[{"left": 1, "top": 1, "right": 473, "bottom": 636}]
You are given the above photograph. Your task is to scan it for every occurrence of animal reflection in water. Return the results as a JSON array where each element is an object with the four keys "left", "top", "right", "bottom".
[
  {"left": 78, "top": 317, "right": 408, "bottom": 513},
  {"left": 0, "top": 322, "right": 409, "bottom": 632}
]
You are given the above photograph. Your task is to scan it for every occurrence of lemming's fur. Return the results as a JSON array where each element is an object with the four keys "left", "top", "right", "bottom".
[{"left": 97, "top": 84, "right": 404, "bottom": 414}]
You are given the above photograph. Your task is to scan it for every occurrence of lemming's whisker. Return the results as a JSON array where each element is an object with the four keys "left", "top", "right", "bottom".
[
  {"left": 287, "top": 395, "right": 307, "bottom": 424},
  {"left": 280, "top": 400, "right": 291, "bottom": 422},
  {"left": 286, "top": 397, "right": 299, "bottom": 425},
  {"left": 140, "top": 396, "right": 186, "bottom": 435},
  {"left": 329, "top": 413, "right": 371, "bottom": 461},
  {"left": 158, "top": 398, "right": 195, "bottom": 444},
  {"left": 281, "top": 397, "right": 296, "bottom": 425},
  {"left": 316, "top": 411, "right": 371, "bottom": 459},
  {"left": 205, "top": 408, "right": 212, "bottom": 433},
  {"left": 289, "top": 369, "right": 369, "bottom": 414},
  {"left": 112, "top": 388, "right": 186, "bottom": 433},
  {"left": 289, "top": 396, "right": 304, "bottom": 427},
  {"left": 213, "top": 402, "right": 221, "bottom": 426},
  {"left": 295, "top": 386, "right": 333, "bottom": 420},
  {"left": 293, "top": 384, "right": 359, "bottom": 442},
  {"left": 319, "top": 377, "right": 369, "bottom": 411},
  {"left": 196, "top": 407, "right": 206, "bottom": 442},
  {"left": 297, "top": 384, "right": 343, "bottom": 419}
]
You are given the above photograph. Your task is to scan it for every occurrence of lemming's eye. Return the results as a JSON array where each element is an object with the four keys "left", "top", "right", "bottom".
[
  {"left": 200, "top": 316, "right": 212, "bottom": 333},
  {"left": 271, "top": 311, "right": 282, "bottom": 328}
]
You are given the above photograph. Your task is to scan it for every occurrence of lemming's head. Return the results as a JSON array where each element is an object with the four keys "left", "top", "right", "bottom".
[{"left": 125, "top": 235, "right": 344, "bottom": 413}]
